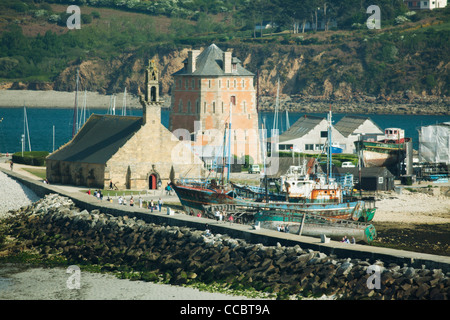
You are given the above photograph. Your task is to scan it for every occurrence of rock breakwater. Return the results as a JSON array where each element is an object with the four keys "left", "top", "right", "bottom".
[{"left": 2, "top": 194, "right": 449, "bottom": 300}]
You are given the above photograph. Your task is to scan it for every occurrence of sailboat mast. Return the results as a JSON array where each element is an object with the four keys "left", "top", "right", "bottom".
[
  {"left": 23, "top": 105, "right": 31, "bottom": 152},
  {"left": 227, "top": 102, "right": 232, "bottom": 183},
  {"left": 327, "top": 105, "right": 332, "bottom": 184},
  {"left": 221, "top": 122, "right": 227, "bottom": 186},
  {"left": 122, "top": 87, "right": 127, "bottom": 116},
  {"left": 272, "top": 78, "right": 280, "bottom": 137},
  {"left": 72, "top": 69, "right": 80, "bottom": 137},
  {"left": 285, "top": 109, "right": 290, "bottom": 130}
]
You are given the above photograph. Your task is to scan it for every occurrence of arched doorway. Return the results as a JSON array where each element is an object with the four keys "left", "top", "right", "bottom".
[{"left": 149, "top": 174, "right": 157, "bottom": 190}]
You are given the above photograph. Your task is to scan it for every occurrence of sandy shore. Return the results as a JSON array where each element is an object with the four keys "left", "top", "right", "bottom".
[
  {"left": 372, "top": 188, "right": 450, "bottom": 225},
  {"left": 0, "top": 90, "right": 172, "bottom": 109},
  {"left": 0, "top": 264, "right": 260, "bottom": 300},
  {"left": 0, "top": 90, "right": 141, "bottom": 109}
]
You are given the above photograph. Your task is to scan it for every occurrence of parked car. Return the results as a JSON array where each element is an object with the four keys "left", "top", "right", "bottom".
[
  {"left": 248, "top": 164, "right": 261, "bottom": 174},
  {"left": 341, "top": 161, "right": 356, "bottom": 168}
]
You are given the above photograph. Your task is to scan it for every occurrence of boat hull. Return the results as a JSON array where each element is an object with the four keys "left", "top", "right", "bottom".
[
  {"left": 255, "top": 211, "right": 377, "bottom": 243},
  {"left": 170, "top": 183, "right": 236, "bottom": 215},
  {"left": 171, "top": 182, "right": 371, "bottom": 221}
]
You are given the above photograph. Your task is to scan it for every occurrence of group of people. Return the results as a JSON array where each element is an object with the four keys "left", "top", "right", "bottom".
[
  {"left": 341, "top": 235, "right": 356, "bottom": 244},
  {"left": 277, "top": 224, "right": 290, "bottom": 233},
  {"left": 147, "top": 198, "right": 163, "bottom": 212},
  {"left": 87, "top": 189, "right": 104, "bottom": 201}
]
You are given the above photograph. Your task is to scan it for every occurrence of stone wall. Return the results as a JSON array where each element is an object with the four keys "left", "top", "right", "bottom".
[
  {"left": 4, "top": 194, "right": 449, "bottom": 300},
  {"left": 46, "top": 160, "right": 105, "bottom": 189},
  {"left": 105, "top": 113, "right": 204, "bottom": 190}
]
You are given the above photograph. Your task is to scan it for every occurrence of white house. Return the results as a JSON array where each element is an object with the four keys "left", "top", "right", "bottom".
[
  {"left": 334, "top": 116, "right": 384, "bottom": 154},
  {"left": 403, "top": 0, "right": 447, "bottom": 10},
  {"left": 270, "top": 115, "right": 347, "bottom": 154},
  {"left": 270, "top": 115, "right": 384, "bottom": 155}
]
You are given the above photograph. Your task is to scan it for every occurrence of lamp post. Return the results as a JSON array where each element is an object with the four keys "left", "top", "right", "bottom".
[{"left": 21, "top": 134, "right": 24, "bottom": 157}]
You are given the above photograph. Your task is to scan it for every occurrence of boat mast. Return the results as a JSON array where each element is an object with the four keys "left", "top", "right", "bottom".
[
  {"left": 122, "top": 87, "right": 127, "bottom": 116},
  {"left": 221, "top": 122, "right": 228, "bottom": 186},
  {"left": 227, "top": 101, "right": 232, "bottom": 183},
  {"left": 285, "top": 109, "right": 290, "bottom": 130},
  {"left": 327, "top": 105, "right": 332, "bottom": 184},
  {"left": 272, "top": 77, "right": 280, "bottom": 138},
  {"left": 72, "top": 68, "right": 80, "bottom": 138},
  {"left": 23, "top": 105, "right": 31, "bottom": 152}
]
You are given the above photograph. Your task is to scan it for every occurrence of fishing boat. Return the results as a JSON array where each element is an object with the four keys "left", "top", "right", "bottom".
[
  {"left": 172, "top": 107, "right": 376, "bottom": 223},
  {"left": 254, "top": 210, "right": 377, "bottom": 243},
  {"left": 355, "top": 128, "right": 409, "bottom": 168}
]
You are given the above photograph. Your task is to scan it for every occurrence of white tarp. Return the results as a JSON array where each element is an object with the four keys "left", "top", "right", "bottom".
[{"left": 419, "top": 122, "right": 450, "bottom": 164}]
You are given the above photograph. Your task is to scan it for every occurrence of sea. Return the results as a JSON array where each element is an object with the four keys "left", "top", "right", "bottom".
[{"left": 0, "top": 107, "right": 448, "bottom": 154}]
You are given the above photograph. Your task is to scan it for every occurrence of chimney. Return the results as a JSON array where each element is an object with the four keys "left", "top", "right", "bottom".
[
  {"left": 187, "top": 50, "right": 200, "bottom": 73},
  {"left": 223, "top": 51, "right": 232, "bottom": 74}
]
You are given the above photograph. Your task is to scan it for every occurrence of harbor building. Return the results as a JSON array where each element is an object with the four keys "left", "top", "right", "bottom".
[
  {"left": 333, "top": 115, "right": 384, "bottom": 154},
  {"left": 169, "top": 44, "right": 261, "bottom": 165},
  {"left": 46, "top": 60, "right": 203, "bottom": 190},
  {"left": 271, "top": 115, "right": 383, "bottom": 155},
  {"left": 272, "top": 115, "right": 347, "bottom": 154}
]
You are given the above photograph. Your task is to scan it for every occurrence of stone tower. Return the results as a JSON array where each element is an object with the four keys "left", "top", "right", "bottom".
[
  {"left": 169, "top": 44, "right": 261, "bottom": 164},
  {"left": 140, "top": 59, "right": 161, "bottom": 125}
]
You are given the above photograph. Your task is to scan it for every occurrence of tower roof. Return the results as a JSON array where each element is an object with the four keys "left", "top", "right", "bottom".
[{"left": 173, "top": 44, "right": 254, "bottom": 77}]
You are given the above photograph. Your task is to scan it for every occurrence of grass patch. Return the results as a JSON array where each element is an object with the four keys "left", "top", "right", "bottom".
[{"left": 22, "top": 168, "right": 46, "bottom": 180}]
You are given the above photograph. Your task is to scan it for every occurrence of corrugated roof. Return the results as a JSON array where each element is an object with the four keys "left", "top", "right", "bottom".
[
  {"left": 276, "top": 115, "right": 325, "bottom": 143},
  {"left": 47, "top": 114, "right": 142, "bottom": 164},
  {"left": 334, "top": 115, "right": 377, "bottom": 137},
  {"left": 173, "top": 44, "right": 254, "bottom": 77}
]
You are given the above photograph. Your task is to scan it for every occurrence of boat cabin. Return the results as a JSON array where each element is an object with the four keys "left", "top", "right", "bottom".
[{"left": 384, "top": 128, "right": 405, "bottom": 143}]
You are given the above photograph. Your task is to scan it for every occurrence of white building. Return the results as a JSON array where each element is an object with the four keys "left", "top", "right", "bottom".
[
  {"left": 403, "top": 0, "right": 447, "bottom": 10},
  {"left": 271, "top": 115, "right": 347, "bottom": 154},
  {"left": 271, "top": 115, "right": 384, "bottom": 155},
  {"left": 334, "top": 116, "right": 384, "bottom": 154}
]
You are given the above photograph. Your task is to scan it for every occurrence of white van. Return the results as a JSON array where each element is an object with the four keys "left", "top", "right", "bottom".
[{"left": 248, "top": 164, "right": 261, "bottom": 174}]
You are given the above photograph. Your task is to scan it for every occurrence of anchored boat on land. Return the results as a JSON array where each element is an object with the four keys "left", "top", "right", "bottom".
[
  {"left": 171, "top": 108, "right": 377, "bottom": 242},
  {"left": 355, "top": 128, "right": 410, "bottom": 168}
]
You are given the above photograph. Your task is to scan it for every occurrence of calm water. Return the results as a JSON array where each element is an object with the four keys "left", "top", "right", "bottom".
[{"left": 0, "top": 107, "right": 448, "bottom": 153}]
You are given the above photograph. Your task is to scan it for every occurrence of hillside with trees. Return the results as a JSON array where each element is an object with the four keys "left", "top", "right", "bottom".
[{"left": 0, "top": 0, "right": 449, "bottom": 112}]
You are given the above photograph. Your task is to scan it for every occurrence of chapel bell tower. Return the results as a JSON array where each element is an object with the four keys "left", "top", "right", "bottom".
[{"left": 140, "top": 59, "right": 161, "bottom": 125}]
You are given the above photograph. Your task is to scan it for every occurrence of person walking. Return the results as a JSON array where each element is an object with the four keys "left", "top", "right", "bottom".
[
  {"left": 150, "top": 199, "right": 154, "bottom": 212},
  {"left": 158, "top": 198, "right": 163, "bottom": 212}
]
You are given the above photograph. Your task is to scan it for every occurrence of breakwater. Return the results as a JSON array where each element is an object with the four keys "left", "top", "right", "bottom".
[{"left": 3, "top": 193, "right": 449, "bottom": 300}]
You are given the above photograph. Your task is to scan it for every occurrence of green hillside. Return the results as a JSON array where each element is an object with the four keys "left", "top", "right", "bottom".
[{"left": 0, "top": 0, "right": 449, "bottom": 99}]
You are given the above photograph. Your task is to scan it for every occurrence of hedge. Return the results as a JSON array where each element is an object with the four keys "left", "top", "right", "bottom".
[{"left": 12, "top": 151, "right": 49, "bottom": 167}]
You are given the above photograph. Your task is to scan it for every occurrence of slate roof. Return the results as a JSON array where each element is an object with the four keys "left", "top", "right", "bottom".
[
  {"left": 275, "top": 115, "right": 325, "bottom": 143},
  {"left": 173, "top": 44, "right": 254, "bottom": 77},
  {"left": 47, "top": 114, "right": 142, "bottom": 164},
  {"left": 334, "top": 115, "right": 382, "bottom": 137}
]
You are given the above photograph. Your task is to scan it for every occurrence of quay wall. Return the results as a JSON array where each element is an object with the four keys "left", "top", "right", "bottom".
[{"left": 2, "top": 168, "right": 450, "bottom": 272}]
